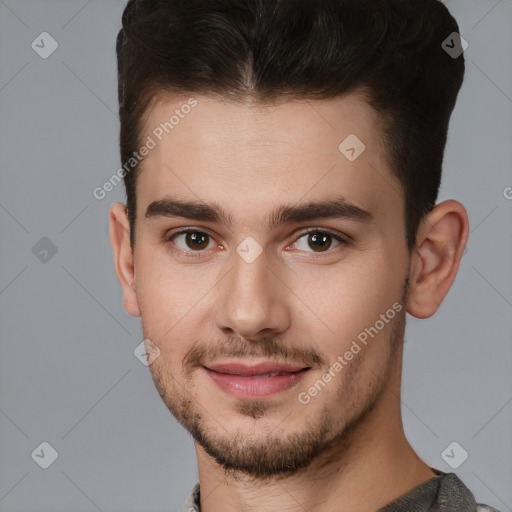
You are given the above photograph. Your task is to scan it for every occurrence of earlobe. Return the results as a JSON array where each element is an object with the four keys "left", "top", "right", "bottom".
[
  {"left": 109, "top": 202, "right": 141, "bottom": 317},
  {"left": 406, "top": 200, "right": 469, "bottom": 319}
]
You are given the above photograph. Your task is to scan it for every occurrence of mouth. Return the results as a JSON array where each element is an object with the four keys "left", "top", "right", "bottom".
[{"left": 203, "top": 361, "right": 311, "bottom": 399}]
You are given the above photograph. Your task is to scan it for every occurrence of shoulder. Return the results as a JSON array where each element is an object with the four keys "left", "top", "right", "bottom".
[
  {"left": 178, "top": 481, "right": 200, "bottom": 512},
  {"left": 476, "top": 505, "right": 502, "bottom": 512},
  {"left": 437, "top": 472, "right": 502, "bottom": 512}
]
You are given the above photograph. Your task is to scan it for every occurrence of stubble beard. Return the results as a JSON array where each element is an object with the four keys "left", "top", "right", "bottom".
[{"left": 149, "top": 303, "right": 406, "bottom": 481}]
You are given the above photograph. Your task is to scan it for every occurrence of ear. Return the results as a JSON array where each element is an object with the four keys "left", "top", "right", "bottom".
[
  {"left": 109, "top": 202, "right": 141, "bottom": 317},
  {"left": 406, "top": 200, "right": 469, "bottom": 319}
]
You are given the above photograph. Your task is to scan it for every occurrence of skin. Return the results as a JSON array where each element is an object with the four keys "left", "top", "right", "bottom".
[{"left": 110, "top": 92, "right": 469, "bottom": 512}]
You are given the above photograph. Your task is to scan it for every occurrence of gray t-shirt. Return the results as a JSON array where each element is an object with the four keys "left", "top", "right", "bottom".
[{"left": 178, "top": 471, "right": 501, "bottom": 511}]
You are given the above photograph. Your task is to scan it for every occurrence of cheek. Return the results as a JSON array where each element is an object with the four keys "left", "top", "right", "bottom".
[
  {"left": 135, "top": 247, "right": 194, "bottom": 317},
  {"left": 134, "top": 256, "right": 179, "bottom": 345},
  {"left": 286, "top": 255, "right": 405, "bottom": 358},
  {"left": 134, "top": 251, "right": 216, "bottom": 358}
]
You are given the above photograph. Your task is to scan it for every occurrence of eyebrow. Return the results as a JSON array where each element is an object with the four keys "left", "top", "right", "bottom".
[{"left": 145, "top": 194, "right": 374, "bottom": 229}]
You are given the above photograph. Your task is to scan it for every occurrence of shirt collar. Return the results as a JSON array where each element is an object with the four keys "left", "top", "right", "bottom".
[{"left": 178, "top": 472, "right": 485, "bottom": 512}]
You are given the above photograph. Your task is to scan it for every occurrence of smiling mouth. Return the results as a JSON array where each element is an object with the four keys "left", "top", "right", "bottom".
[{"left": 203, "top": 362, "right": 311, "bottom": 399}]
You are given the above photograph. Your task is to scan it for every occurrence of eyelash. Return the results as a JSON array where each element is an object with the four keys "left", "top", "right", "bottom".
[{"left": 164, "top": 227, "right": 352, "bottom": 258}]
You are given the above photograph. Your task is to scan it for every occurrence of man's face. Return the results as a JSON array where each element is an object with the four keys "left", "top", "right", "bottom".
[{"left": 130, "top": 92, "right": 411, "bottom": 478}]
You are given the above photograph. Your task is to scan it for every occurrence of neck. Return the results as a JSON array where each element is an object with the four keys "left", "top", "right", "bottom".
[{"left": 195, "top": 372, "right": 436, "bottom": 512}]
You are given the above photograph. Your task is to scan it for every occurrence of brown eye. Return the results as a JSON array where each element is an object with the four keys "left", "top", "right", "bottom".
[
  {"left": 169, "top": 231, "right": 214, "bottom": 252},
  {"left": 292, "top": 230, "right": 347, "bottom": 254},
  {"left": 185, "top": 232, "right": 210, "bottom": 250},
  {"left": 308, "top": 232, "right": 333, "bottom": 252}
]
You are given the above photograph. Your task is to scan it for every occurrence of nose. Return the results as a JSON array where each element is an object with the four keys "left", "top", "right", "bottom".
[{"left": 214, "top": 244, "right": 291, "bottom": 340}]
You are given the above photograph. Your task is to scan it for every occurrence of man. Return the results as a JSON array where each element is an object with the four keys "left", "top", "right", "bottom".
[{"left": 109, "top": 0, "right": 500, "bottom": 510}]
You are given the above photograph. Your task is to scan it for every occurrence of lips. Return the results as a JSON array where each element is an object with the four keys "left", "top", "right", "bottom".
[{"left": 203, "top": 361, "right": 310, "bottom": 399}]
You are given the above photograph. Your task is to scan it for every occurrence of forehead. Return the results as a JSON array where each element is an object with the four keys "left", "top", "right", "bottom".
[{"left": 135, "top": 92, "right": 402, "bottom": 228}]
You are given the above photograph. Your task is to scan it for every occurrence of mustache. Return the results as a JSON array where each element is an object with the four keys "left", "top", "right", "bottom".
[{"left": 182, "top": 335, "right": 327, "bottom": 375}]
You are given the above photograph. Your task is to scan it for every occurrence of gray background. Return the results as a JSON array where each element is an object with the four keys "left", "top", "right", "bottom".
[{"left": 0, "top": 0, "right": 511, "bottom": 511}]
